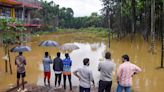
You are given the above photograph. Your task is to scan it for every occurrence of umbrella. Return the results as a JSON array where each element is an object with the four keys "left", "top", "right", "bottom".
[
  {"left": 39, "top": 40, "right": 59, "bottom": 47},
  {"left": 33, "top": 18, "right": 40, "bottom": 21},
  {"left": 10, "top": 46, "right": 31, "bottom": 52},
  {"left": 59, "top": 43, "right": 79, "bottom": 51}
]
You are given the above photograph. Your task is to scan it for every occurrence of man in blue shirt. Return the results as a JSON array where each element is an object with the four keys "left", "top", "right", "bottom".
[
  {"left": 43, "top": 52, "right": 52, "bottom": 87},
  {"left": 62, "top": 53, "right": 72, "bottom": 91}
]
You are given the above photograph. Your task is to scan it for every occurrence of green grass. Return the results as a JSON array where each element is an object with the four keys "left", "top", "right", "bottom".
[
  {"left": 57, "top": 27, "right": 109, "bottom": 37},
  {"left": 32, "top": 31, "right": 51, "bottom": 37},
  {"left": 31, "top": 27, "right": 110, "bottom": 38}
]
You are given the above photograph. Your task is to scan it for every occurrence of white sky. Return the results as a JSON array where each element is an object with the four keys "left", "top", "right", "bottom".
[{"left": 46, "top": 0, "right": 103, "bottom": 17}]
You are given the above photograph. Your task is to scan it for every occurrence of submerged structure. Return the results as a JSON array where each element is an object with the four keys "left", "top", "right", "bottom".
[{"left": 0, "top": 0, "right": 42, "bottom": 27}]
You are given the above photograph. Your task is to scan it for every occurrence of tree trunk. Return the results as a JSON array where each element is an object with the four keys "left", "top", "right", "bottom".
[
  {"left": 7, "top": 45, "right": 12, "bottom": 74},
  {"left": 131, "top": 0, "right": 136, "bottom": 41},
  {"left": 4, "top": 45, "right": 8, "bottom": 73},
  {"left": 143, "top": 0, "right": 149, "bottom": 42},
  {"left": 108, "top": 17, "right": 110, "bottom": 48},
  {"left": 161, "top": 29, "right": 164, "bottom": 68},
  {"left": 107, "top": 8, "right": 110, "bottom": 48},
  {"left": 161, "top": 2, "right": 164, "bottom": 68},
  {"left": 150, "top": 0, "right": 156, "bottom": 54},
  {"left": 119, "top": 0, "right": 122, "bottom": 40},
  {"left": 108, "top": 29, "right": 110, "bottom": 48}
]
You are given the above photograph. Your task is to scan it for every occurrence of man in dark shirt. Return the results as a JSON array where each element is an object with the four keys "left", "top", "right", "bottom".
[{"left": 53, "top": 52, "right": 63, "bottom": 87}]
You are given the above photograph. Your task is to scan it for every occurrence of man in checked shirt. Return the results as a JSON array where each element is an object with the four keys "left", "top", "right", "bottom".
[{"left": 116, "top": 54, "right": 142, "bottom": 92}]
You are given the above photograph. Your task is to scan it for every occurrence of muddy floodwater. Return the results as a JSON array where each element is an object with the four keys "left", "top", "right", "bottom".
[{"left": 0, "top": 32, "right": 163, "bottom": 92}]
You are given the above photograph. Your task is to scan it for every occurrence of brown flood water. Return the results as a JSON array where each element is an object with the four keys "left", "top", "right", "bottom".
[{"left": 0, "top": 32, "right": 164, "bottom": 92}]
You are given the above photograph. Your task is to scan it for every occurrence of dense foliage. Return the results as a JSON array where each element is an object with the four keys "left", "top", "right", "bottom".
[
  {"left": 31, "top": 0, "right": 104, "bottom": 30},
  {"left": 101, "top": 0, "right": 163, "bottom": 40},
  {"left": 32, "top": 0, "right": 163, "bottom": 39}
]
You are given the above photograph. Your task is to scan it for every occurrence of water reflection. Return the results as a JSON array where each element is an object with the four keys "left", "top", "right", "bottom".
[{"left": 37, "top": 42, "right": 106, "bottom": 86}]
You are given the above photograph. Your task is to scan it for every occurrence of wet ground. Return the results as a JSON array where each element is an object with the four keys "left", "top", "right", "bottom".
[
  {"left": 8, "top": 85, "right": 100, "bottom": 92},
  {"left": 0, "top": 31, "right": 164, "bottom": 92}
]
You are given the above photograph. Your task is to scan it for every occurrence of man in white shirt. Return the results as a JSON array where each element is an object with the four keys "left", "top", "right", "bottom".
[
  {"left": 98, "top": 52, "right": 116, "bottom": 92},
  {"left": 74, "top": 58, "right": 95, "bottom": 92}
]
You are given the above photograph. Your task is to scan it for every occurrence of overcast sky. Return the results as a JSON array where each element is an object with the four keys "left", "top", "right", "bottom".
[{"left": 46, "top": 0, "right": 103, "bottom": 17}]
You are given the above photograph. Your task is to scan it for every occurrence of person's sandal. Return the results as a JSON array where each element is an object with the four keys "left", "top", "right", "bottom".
[
  {"left": 21, "top": 88, "right": 27, "bottom": 92},
  {"left": 17, "top": 88, "right": 21, "bottom": 92}
]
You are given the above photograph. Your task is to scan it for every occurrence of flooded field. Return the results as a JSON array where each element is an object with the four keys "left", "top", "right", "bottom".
[{"left": 0, "top": 32, "right": 163, "bottom": 92}]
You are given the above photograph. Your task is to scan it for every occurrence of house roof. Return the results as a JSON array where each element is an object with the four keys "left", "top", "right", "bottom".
[
  {"left": 0, "top": 0, "right": 22, "bottom": 5},
  {"left": 0, "top": 0, "right": 42, "bottom": 9}
]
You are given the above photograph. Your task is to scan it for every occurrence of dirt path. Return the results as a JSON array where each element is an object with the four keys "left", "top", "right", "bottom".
[{"left": 8, "top": 84, "right": 116, "bottom": 92}]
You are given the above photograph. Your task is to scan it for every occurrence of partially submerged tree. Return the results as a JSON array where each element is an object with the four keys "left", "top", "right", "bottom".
[
  {"left": 101, "top": 0, "right": 115, "bottom": 48},
  {"left": 0, "top": 18, "right": 26, "bottom": 74},
  {"left": 161, "top": 0, "right": 164, "bottom": 68},
  {"left": 150, "top": 0, "right": 156, "bottom": 54},
  {"left": 131, "top": 0, "right": 136, "bottom": 41}
]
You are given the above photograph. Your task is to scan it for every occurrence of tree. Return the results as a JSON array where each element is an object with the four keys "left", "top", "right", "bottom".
[
  {"left": 150, "top": 0, "right": 156, "bottom": 54},
  {"left": 142, "top": 0, "right": 150, "bottom": 42},
  {"left": 0, "top": 18, "right": 16, "bottom": 74},
  {"left": 0, "top": 18, "right": 26, "bottom": 74},
  {"left": 101, "top": 0, "right": 115, "bottom": 48},
  {"left": 131, "top": 0, "right": 136, "bottom": 41},
  {"left": 161, "top": 0, "right": 164, "bottom": 68}
]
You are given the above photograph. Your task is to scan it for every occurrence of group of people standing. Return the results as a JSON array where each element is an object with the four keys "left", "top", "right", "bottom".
[
  {"left": 73, "top": 52, "right": 141, "bottom": 92},
  {"left": 15, "top": 51, "right": 141, "bottom": 92},
  {"left": 43, "top": 52, "right": 72, "bottom": 91}
]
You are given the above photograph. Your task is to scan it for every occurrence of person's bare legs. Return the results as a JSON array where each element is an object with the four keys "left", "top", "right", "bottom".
[
  {"left": 22, "top": 78, "right": 24, "bottom": 90},
  {"left": 17, "top": 78, "right": 20, "bottom": 88},
  {"left": 44, "top": 77, "right": 46, "bottom": 86},
  {"left": 48, "top": 79, "right": 50, "bottom": 87}
]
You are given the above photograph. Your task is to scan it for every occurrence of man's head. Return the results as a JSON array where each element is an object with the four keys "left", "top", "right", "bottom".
[
  {"left": 65, "top": 53, "right": 69, "bottom": 58},
  {"left": 57, "top": 52, "right": 60, "bottom": 57},
  {"left": 83, "top": 58, "right": 90, "bottom": 66},
  {"left": 122, "top": 54, "right": 129, "bottom": 62},
  {"left": 105, "top": 52, "right": 111, "bottom": 59},
  {"left": 45, "top": 52, "right": 49, "bottom": 57},
  {"left": 19, "top": 52, "right": 23, "bottom": 55}
]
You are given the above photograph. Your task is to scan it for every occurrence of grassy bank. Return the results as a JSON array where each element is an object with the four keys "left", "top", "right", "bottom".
[
  {"left": 57, "top": 27, "right": 109, "bottom": 37},
  {"left": 33, "top": 27, "right": 109, "bottom": 38}
]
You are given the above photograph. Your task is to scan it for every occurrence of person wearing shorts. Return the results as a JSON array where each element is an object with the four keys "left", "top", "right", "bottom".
[
  {"left": 15, "top": 52, "right": 26, "bottom": 90},
  {"left": 62, "top": 53, "right": 72, "bottom": 91},
  {"left": 43, "top": 52, "right": 52, "bottom": 87}
]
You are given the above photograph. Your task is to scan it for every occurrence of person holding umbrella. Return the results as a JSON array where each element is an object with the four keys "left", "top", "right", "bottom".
[
  {"left": 62, "top": 53, "right": 72, "bottom": 91},
  {"left": 15, "top": 52, "right": 26, "bottom": 91},
  {"left": 42, "top": 52, "right": 52, "bottom": 87},
  {"left": 11, "top": 45, "right": 31, "bottom": 91}
]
